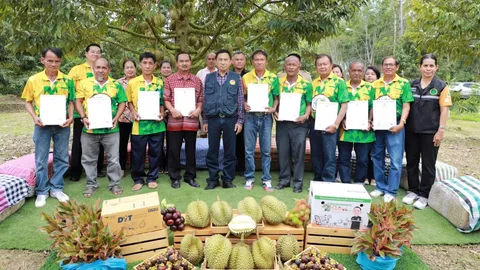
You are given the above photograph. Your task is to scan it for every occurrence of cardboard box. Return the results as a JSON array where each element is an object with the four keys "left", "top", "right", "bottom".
[
  {"left": 101, "top": 192, "right": 164, "bottom": 236},
  {"left": 309, "top": 181, "right": 371, "bottom": 230}
]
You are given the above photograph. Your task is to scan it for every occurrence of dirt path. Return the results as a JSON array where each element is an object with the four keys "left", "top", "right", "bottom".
[{"left": 0, "top": 250, "right": 49, "bottom": 270}]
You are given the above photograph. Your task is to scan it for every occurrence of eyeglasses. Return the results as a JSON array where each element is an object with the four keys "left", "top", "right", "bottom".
[{"left": 382, "top": 63, "right": 397, "bottom": 67}]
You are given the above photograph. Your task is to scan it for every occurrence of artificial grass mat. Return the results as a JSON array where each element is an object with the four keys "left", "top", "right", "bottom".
[
  {"left": 40, "top": 247, "right": 428, "bottom": 270},
  {"left": 0, "top": 170, "right": 478, "bottom": 269}
]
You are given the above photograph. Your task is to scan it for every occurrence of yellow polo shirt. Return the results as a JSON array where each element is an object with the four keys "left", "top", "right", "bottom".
[
  {"left": 242, "top": 69, "right": 280, "bottom": 108},
  {"left": 126, "top": 75, "right": 166, "bottom": 135},
  {"left": 21, "top": 70, "right": 75, "bottom": 117},
  {"left": 68, "top": 62, "right": 94, "bottom": 118}
]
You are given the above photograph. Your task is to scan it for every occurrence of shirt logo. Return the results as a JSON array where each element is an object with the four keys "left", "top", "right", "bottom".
[
  {"left": 430, "top": 88, "right": 438, "bottom": 95},
  {"left": 230, "top": 80, "right": 236, "bottom": 85}
]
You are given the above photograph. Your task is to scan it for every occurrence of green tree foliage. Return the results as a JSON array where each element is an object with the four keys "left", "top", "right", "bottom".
[
  {"left": 0, "top": 0, "right": 366, "bottom": 70},
  {"left": 405, "top": 0, "right": 480, "bottom": 61}
]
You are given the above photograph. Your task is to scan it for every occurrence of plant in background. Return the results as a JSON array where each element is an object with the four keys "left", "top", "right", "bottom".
[
  {"left": 40, "top": 199, "right": 126, "bottom": 265},
  {"left": 351, "top": 201, "right": 416, "bottom": 261}
]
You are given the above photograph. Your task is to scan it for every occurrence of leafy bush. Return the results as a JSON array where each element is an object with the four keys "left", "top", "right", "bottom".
[{"left": 451, "top": 92, "right": 479, "bottom": 114}]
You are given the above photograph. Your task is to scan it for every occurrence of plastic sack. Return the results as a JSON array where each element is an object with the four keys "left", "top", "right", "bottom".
[
  {"left": 60, "top": 258, "right": 127, "bottom": 270},
  {"left": 356, "top": 251, "right": 400, "bottom": 270}
]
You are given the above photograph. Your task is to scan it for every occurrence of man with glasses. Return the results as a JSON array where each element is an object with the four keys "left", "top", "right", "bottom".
[{"left": 370, "top": 56, "right": 413, "bottom": 203}]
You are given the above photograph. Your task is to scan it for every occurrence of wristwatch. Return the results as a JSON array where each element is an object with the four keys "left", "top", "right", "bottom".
[
  {"left": 401, "top": 119, "right": 406, "bottom": 125},
  {"left": 333, "top": 124, "right": 339, "bottom": 129},
  {"left": 439, "top": 125, "right": 445, "bottom": 130},
  {"left": 81, "top": 116, "right": 88, "bottom": 122}
]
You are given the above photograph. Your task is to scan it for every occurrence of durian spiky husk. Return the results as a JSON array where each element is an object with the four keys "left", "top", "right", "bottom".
[{"left": 228, "top": 215, "right": 256, "bottom": 237}]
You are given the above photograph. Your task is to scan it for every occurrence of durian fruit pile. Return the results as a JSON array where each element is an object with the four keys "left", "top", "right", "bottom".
[
  {"left": 284, "top": 247, "right": 346, "bottom": 270},
  {"left": 204, "top": 234, "right": 277, "bottom": 269}
]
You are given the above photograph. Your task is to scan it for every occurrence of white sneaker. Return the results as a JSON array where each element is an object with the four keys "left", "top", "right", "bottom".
[
  {"left": 402, "top": 192, "right": 419, "bottom": 205},
  {"left": 384, "top": 194, "right": 396, "bottom": 203},
  {"left": 51, "top": 190, "right": 70, "bottom": 203},
  {"left": 413, "top": 197, "right": 428, "bottom": 210},
  {"left": 364, "top": 179, "right": 369, "bottom": 185},
  {"left": 370, "top": 190, "right": 384, "bottom": 197},
  {"left": 244, "top": 179, "right": 254, "bottom": 190},
  {"left": 35, "top": 194, "right": 48, "bottom": 208}
]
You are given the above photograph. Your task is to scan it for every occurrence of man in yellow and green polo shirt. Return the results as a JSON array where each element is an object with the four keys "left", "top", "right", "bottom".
[
  {"left": 338, "top": 61, "right": 375, "bottom": 184},
  {"left": 310, "top": 54, "right": 349, "bottom": 182},
  {"left": 370, "top": 56, "right": 413, "bottom": 203},
  {"left": 242, "top": 49, "right": 280, "bottom": 191},
  {"left": 274, "top": 54, "right": 312, "bottom": 193},
  {"left": 21, "top": 47, "right": 75, "bottom": 208},
  {"left": 127, "top": 52, "right": 166, "bottom": 191},
  {"left": 68, "top": 43, "right": 105, "bottom": 181},
  {"left": 75, "top": 58, "right": 126, "bottom": 198}
]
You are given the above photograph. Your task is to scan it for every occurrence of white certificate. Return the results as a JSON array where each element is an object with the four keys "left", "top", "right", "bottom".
[
  {"left": 138, "top": 91, "right": 160, "bottom": 120},
  {"left": 373, "top": 99, "right": 397, "bottom": 130},
  {"left": 278, "top": 92, "right": 302, "bottom": 121},
  {"left": 314, "top": 101, "right": 338, "bottom": 131},
  {"left": 87, "top": 94, "right": 113, "bottom": 129},
  {"left": 174, "top": 88, "right": 196, "bottom": 116},
  {"left": 247, "top": 84, "right": 269, "bottom": 112},
  {"left": 39, "top": 95, "right": 66, "bottom": 125},
  {"left": 346, "top": 101, "right": 369, "bottom": 130}
]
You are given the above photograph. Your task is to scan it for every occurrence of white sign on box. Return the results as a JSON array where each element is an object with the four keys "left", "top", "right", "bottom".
[
  {"left": 138, "top": 91, "right": 160, "bottom": 120},
  {"left": 87, "top": 94, "right": 113, "bottom": 129},
  {"left": 278, "top": 92, "right": 302, "bottom": 121},
  {"left": 309, "top": 181, "right": 371, "bottom": 230},
  {"left": 174, "top": 88, "right": 196, "bottom": 116},
  {"left": 39, "top": 95, "right": 66, "bottom": 125},
  {"left": 247, "top": 84, "right": 269, "bottom": 112},
  {"left": 346, "top": 101, "right": 369, "bottom": 130},
  {"left": 373, "top": 99, "right": 396, "bottom": 130}
]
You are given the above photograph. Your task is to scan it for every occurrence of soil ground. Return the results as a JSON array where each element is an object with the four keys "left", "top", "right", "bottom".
[{"left": 1, "top": 95, "right": 480, "bottom": 269}]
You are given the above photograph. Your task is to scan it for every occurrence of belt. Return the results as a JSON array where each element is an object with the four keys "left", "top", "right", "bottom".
[
  {"left": 251, "top": 112, "right": 267, "bottom": 116},
  {"left": 219, "top": 113, "right": 226, "bottom": 118}
]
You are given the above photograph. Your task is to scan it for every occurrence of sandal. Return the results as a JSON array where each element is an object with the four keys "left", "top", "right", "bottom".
[
  {"left": 111, "top": 185, "right": 123, "bottom": 196},
  {"left": 148, "top": 182, "right": 158, "bottom": 189},
  {"left": 83, "top": 186, "right": 97, "bottom": 198}
]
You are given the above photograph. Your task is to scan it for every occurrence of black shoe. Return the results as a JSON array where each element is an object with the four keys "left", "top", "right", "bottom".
[
  {"left": 97, "top": 171, "right": 106, "bottom": 178},
  {"left": 185, "top": 179, "right": 200, "bottom": 188},
  {"left": 70, "top": 176, "right": 80, "bottom": 182},
  {"left": 275, "top": 183, "right": 291, "bottom": 190},
  {"left": 171, "top": 180, "right": 181, "bottom": 189},
  {"left": 205, "top": 181, "right": 220, "bottom": 190},
  {"left": 222, "top": 181, "right": 236, "bottom": 189},
  {"left": 293, "top": 187, "right": 303, "bottom": 193}
]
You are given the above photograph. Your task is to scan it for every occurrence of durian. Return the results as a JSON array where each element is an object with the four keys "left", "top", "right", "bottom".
[
  {"left": 185, "top": 200, "right": 210, "bottom": 228},
  {"left": 237, "top": 197, "right": 263, "bottom": 223},
  {"left": 179, "top": 234, "right": 203, "bottom": 265},
  {"left": 261, "top": 195, "right": 287, "bottom": 225}
]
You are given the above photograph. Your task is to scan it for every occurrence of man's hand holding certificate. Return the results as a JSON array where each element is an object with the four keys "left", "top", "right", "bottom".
[
  {"left": 87, "top": 94, "right": 113, "bottom": 129},
  {"left": 40, "top": 95, "right": 66, "bottom": 126},
  {"left": 314, "top": 100, "right": 338, "bottom": 131},
  {"left": 247, "top": 84, "right": 269, "bottom": 112},
  {"left": 174, "top": 87, "right": 196, "bottom": 117},
  {"left": 277, "top": 92, "right": 301, "bottom": 121},
  {"left": 373, "top": 99, "right": 396, "bottom": 130},
  {"left": 138, "top": 91, "right": 161, "bottom": 120},
  {"left": 346, "top": 101, "right": 369, "bottom": 130}
]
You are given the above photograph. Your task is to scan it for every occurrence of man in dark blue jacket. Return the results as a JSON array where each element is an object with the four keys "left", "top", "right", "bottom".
[{"left": 202, "top": 49, "right": 245, "bottom": 190}]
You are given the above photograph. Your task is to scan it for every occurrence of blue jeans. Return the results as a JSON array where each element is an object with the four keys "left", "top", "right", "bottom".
[
  {"left": 244, "top": 113, "right": 272, "bottom": 181},
  {"left": 338, "top": 141, "right": 372, "bottom": 183},
  {"left": 371, "top": 129, "right": 405, "bottom": 195},
  {"left": 206, "top": 116, "right": 237, "bottom": 184},
  {"left": 309, "top": 120, "right": 338, "bottom": 182},
  {"left": 33, "top": 125, "right": 70, "bottom": 195}
]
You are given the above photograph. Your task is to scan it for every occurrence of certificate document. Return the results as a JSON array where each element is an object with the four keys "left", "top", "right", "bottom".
[
  {"left": 247, "top": 84, "right": 269, "bottom": 112},
  {"left": 39, "top": 95, "right": 66, "bottom": 125},
  {"left": 346, "top": 101, "right": 369, "bottom": 130},
  {"left": 174, "top": 88, "right": 196, "bottom": 116},
  {"left": 314, "top": 101, "right": 338, "bottom": 131},
  {"left": 373, "top": 99, "right": 396, "bottom": 130},
  {"left": 87, "top": 94, "right": 113, "bottom": 129},
  {"left": 278, "top": 92, "right": 302, "bottom": 121},
  {"left": 138, "top": 91, "right": 160, "bottom": 120}
]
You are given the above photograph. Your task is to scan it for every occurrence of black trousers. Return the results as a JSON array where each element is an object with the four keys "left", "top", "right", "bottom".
[
  {"left": 168, "top": 130, "right": 197, "bottom": 182},
  {"left": 131, "top": 133, "right": 164, "bottom": 184},
  {"left": 405, "top": 131, "right": 439, "bottom": 198},
  {"left": 206, "top": 116, "right": 237, "bottom": 184},
  {"left": 119, "top": 122, "right": 132, "bottom": 170},
  {"left": 235, "top": 128, "right": 245, "bottom": 172},
  {"left": 71, "top": 118, "right": 104, "bottom": 178}
]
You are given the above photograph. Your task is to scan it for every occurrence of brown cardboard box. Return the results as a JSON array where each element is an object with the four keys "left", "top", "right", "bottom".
[{"left": 101, "top": 192, "right": 164, "bottom": 236}]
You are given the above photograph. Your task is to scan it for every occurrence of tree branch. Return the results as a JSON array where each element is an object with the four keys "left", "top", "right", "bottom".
[
  {"left": 220, "top": 0, "right": 275, "bottom": 34},
  {"left": 246, "top": 0, "right": 284, "bottom": 17},
  {"left": 146, "top": 18, "right": 180, "bottom": 51},
  {"left": 189, "top": 28, "right": 213, "bottom": 35},
  {"left": 81, "top": 0, "right": 136, "bottom": 17},
  {"left": 99, "top": 38, "right": 142, "bottom": 55},
  {"left": 107, "top": 25, "right": 157, "bottom": 40}
]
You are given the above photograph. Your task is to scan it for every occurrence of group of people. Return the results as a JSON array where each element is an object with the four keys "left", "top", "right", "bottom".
[{"left": 22, "top": 43, "right": 451, "bottom": 211}]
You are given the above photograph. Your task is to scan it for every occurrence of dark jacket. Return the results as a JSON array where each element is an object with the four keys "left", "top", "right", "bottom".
[
  {"left": 407, "top": 76, "right": 447, "bottom": 134},
  {"left": 204, "top": 71, "right": 241, "bottom": 117}
]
